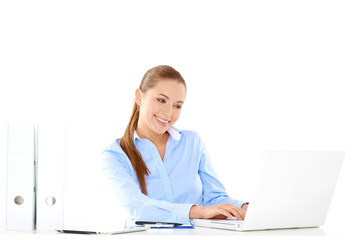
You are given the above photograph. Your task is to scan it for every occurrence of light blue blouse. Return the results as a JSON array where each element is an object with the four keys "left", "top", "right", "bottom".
[{"left": 101, "top": 127, "right": 246, "bottom": 224}]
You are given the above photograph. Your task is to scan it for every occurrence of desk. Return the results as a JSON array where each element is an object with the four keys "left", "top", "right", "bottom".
[{"left": 0, "top": 225, "right": 347, "bottom": 240}]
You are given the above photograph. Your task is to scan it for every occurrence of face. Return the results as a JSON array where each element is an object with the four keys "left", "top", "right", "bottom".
[{"left": 136, "top": 79, "right": 186, "bottom": 138}]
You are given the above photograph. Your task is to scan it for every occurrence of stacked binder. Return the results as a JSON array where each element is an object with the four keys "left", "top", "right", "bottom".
[
  {"left": 6, "top": 123, "right": 65, "bottom": 231},
  {"left": 6, "top": 123, "right": 36, "bottom": 230}
]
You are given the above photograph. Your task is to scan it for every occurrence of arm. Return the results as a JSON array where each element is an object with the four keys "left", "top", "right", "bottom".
[
  {"left": 198, "top": 140, "right": 246, "bottom": 207},
  {"left": 190, "top": 136, "right": 248, "bottom": 219},
  {"left": 101, "top": 150, "right": 193, "bottom": 224}
]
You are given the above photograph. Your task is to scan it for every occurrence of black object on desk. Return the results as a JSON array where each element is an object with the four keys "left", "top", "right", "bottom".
[
  {"left": 135, "top": 220, "right": 194, "bottom": 229},
  {"left": 135, "top": 221, "right": 182, "bottom": 227}
]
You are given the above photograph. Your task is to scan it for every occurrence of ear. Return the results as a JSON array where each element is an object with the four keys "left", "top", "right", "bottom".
[{"left": 135, "top": 89, "right": 142, "bottom": 106}]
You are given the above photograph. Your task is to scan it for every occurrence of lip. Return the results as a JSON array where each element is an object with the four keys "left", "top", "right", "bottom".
[{"left": 155, "top": 115, "right": 170, "bottom": 126}]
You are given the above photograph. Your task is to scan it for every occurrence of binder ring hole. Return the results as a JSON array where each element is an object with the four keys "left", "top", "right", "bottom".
[
  {"left": 46, "top": 196, "right": 56, "bottom": 206},
  {"left": 14, "top": 196, "right": 24, "bottom": 205}
]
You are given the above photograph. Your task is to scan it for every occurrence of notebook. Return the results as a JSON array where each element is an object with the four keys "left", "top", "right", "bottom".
[{"left": 57, "top": 225, "right": 149, "bottom": 235}]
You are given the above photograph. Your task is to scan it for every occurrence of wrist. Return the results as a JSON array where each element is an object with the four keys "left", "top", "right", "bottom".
[{"left": 189, "top": 205, "right": 203, "bottom": 219}]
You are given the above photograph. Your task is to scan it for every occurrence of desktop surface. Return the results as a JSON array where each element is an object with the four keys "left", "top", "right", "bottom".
[{"left": 0, "top": 224, "right": 348, "bottom": 240}]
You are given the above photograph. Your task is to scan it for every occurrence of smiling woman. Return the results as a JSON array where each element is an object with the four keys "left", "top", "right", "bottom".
[
  {"left": 101, "top": 65, "right": 248, "bottom": 224},
  {"left": 121, "top": 65, "right": 187, "bottom": 195}
]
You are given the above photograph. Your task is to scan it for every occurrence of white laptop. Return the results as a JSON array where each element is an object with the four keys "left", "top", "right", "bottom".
[{"left": 192, "top": 151, "right": 345, "bottom": 231}]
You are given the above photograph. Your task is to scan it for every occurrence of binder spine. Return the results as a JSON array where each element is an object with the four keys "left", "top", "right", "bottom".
[
  {"left": 34, "top": 124, "right": 38, "bottom": 229},
  {"left": 6, "top": 123, "right": 36, "bottom": 230},
  {"left": 36, "top": 123, "right": 65, "bottom": 230}
]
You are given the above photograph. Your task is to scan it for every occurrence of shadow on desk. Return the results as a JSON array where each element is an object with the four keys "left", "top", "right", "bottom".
[
  {"left": 137, "top": 226, "right": 326, "bottom": 236},
  {"left": 1, "top": 224, "right": 331, "bottom": 239}
]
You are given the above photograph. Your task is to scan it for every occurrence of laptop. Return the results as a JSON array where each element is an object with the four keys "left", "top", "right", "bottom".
[{"left": 192, "top": 151, "right": 345, "bottom": 231}]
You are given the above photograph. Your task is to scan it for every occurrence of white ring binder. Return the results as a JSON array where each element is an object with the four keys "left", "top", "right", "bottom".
[
  {"left": 6, "top": 123, "right": 36, "bottom": 230},
  {"left": 36, "top": 123, "right": 65, "bottom": 231},
  {"left": 6, "top": 123, "right": 65, "bottom": 231}
]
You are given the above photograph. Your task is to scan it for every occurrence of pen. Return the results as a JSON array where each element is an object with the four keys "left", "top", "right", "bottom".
[
  {"left": 135, "top": 221, "right": 182, "bottom": 226},
  {"left": 57, "top": 229, "right": 97, "bottom": 234}
]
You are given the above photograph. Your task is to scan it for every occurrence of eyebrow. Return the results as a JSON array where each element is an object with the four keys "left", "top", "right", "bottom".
[{"left": 158, "top": 94, "right": 184, "bottom": 104}]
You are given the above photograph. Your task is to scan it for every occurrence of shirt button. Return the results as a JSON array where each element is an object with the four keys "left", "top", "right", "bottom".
[{"left": 164, "top": 181, "right": 168, "bottom": 184}]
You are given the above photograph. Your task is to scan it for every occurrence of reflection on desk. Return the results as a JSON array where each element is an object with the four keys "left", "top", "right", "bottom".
[
  {"left": 133, "top": 226, "right": 327, "bottom": 236},
  {"left": 1, "top": 224, "right": 334, "bottom": 240}
]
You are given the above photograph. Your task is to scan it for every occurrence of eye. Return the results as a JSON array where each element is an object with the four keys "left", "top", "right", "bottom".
[
  {"left": 175, "top": 105, "right": 182, "bottom": 109},
  {"left": 157, "top": 98, "right": 166, "bottom": 103}
]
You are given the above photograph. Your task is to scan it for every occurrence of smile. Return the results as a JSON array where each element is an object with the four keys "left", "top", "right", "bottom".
[{"left": 155, "top": 116, "right": 170, "bottom": 125}]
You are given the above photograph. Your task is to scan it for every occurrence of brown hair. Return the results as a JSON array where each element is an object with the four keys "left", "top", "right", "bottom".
[{"left": 120, "top": 65, "right": 186, "bottom": 195}]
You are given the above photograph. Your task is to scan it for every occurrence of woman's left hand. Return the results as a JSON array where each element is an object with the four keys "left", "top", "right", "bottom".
[{"left": 240, "top": 203, "right": 248, "bottom": 219}]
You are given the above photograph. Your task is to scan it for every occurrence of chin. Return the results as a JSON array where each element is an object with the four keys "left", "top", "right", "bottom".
[
  {"left": 153, "top": 125, "right": 170, "bottom": 135},
  {"left": 155, "top": 128, "right": 168, "bottom": 135}
]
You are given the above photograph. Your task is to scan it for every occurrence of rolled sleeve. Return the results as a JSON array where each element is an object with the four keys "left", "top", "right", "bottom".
[{"left": 172, "top": 203, "right": 194, "bottom": 223}]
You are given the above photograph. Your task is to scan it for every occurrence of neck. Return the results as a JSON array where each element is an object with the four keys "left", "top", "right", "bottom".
[{"left": 136, "top": 125, "right": 169, "bottom": 145}]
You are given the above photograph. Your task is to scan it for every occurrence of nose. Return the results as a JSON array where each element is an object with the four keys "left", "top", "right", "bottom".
[{"left": 162, "top": 103, "right": 173, "bottom": 119}]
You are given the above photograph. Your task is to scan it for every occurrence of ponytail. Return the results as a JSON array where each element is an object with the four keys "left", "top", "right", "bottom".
[{"left": 120, "top": 102, "right": 150, "bottom": 195}]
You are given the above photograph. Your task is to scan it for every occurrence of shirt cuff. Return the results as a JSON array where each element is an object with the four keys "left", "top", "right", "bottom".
[{"left": 172, "top": 203, "right": 194, "bottom": 223}]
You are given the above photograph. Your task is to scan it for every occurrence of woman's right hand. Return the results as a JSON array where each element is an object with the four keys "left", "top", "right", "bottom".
[{"left": 189, "top": 203, "right": 246, "bottom": 220}]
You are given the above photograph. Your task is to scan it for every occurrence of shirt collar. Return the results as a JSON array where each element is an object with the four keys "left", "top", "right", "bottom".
[
  {"left": 167, "top": 126, "right": 181, "bottom": 141},
  {"left": 134, "top": 126, "right": 181, "bottom": 142}
]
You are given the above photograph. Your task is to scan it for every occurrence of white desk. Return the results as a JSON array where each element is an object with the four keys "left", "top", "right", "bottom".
[{"left": 0, "top": 225, "right": 348, "bottom": 240}]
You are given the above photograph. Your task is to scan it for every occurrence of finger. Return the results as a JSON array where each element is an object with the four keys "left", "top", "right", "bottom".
[
  {"left": 213, "top": 214, "right": 228, "bottom": 219},
  {"left": 234, "top": 206, "right": 245, "bottom": 218},
  {"left": 217, "top": 209, "right": 234, "bottom": 219},
  {"left": 215, "top": 204, "right": 244, "bottom": 220},
  {"left": 234, "top": 207, "right": 246, "bottom": 220},
  {"left": 237, "top": 206, "right": 248, "bottom": 219},
  {"left": 234, "top": 210, "right": 243, "bottom": 220},
  {"left": 238, "top": 208, "right": 246, "bottom": 219},
  {"left": 223, "top": 206, "right": 242, "bottom": 220},
  {"left": 225, "top": 205, "right": 243, "bottom": 220}
]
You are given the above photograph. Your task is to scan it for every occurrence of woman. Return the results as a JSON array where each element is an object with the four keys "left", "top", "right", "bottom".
[{"left": 102, "top": 65, "right": 248, "bottom": 223}]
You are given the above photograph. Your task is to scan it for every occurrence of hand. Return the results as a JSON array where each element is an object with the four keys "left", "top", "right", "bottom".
[
  {"left": 241, "top": 203, "right": 248, "bottom": 212},
  {"left": 189, "top": 203, "right": 247, "bottom": 220}
]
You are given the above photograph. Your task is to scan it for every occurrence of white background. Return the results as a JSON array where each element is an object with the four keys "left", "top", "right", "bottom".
[{"left": 1, "top": 0, "right": 352, "bottom": 236}]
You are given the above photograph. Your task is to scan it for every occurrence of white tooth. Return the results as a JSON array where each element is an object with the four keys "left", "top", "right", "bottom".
[{"left": 156, "top": 116, "right": 168, "bottom": 123}]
